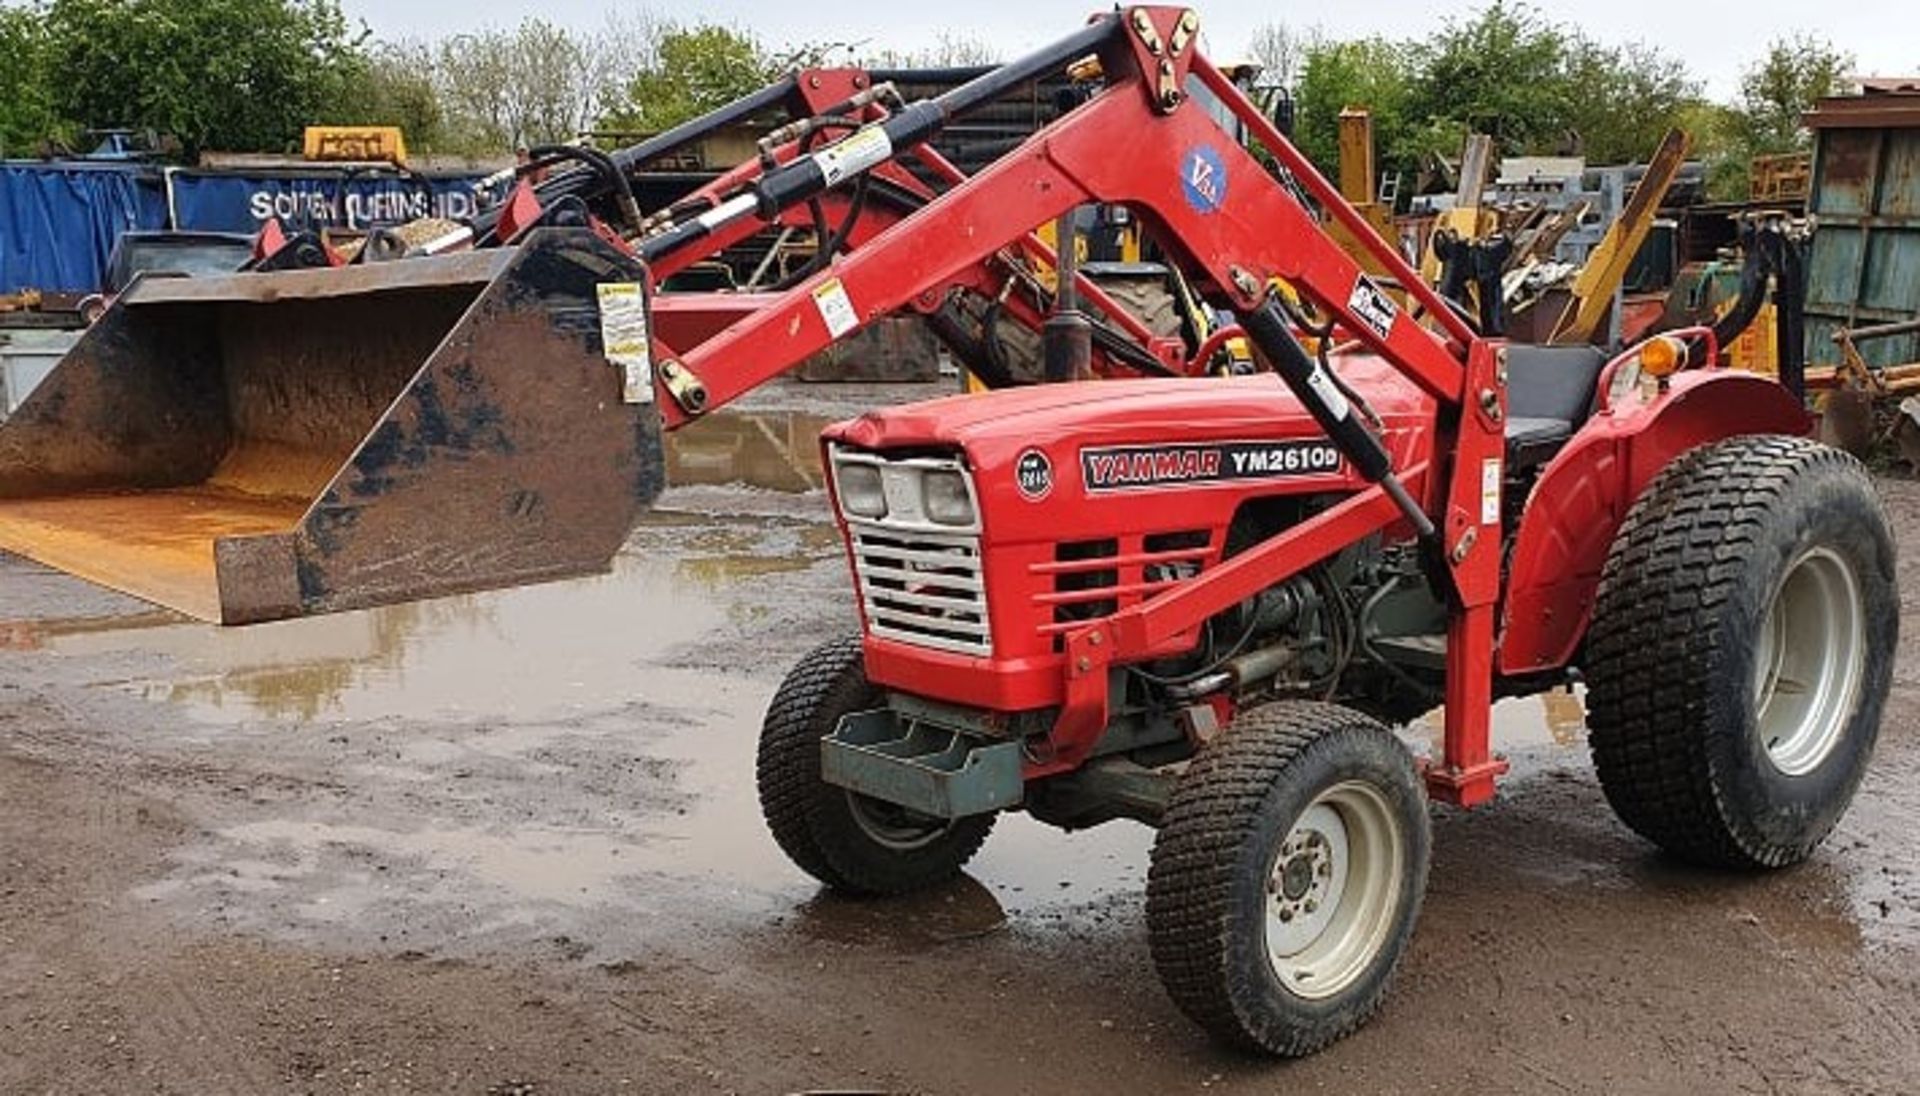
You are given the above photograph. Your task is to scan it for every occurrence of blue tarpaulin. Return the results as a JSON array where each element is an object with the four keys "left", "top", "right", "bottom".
[
  {"left": 0, "top": 163, "right": 484, "bottom": 294},
  {"left": 0, "top": 163, "right": 166, "bottom": 294},
  {"left": 166, "top": 171, "right": 485, "bottom": 235}
]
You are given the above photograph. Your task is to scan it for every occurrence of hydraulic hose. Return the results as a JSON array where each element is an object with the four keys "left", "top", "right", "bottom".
[{"left": 527, "top": 144, "right": 642, "bottom": 233}]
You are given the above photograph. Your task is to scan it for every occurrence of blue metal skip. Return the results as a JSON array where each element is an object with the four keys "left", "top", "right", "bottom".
[
  {"left": 1806, "top": 94, "right": 1920, "bottom": 367},
  {"left": 0, "top": 162, "right": 484, "bottom": 295},
  {"left": 0, "top": 163, "right": 166, "bottom": 295}
]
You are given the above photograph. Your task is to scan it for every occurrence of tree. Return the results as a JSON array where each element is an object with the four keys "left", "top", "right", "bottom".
[
  {"left": 42, "top": 0, "right": 366, "bottom": 156},
  {"left": 1292, "top": 36, "right": 1418, "bottom": 181},
  {"left": 861, "top": 31, "right": 1001, "bottom": 70},
  {"left": 434, "top": 19, "right": 600, "bottom": 152},
  {"left": 1283, "top": 4, "right": 1707, "bottom": 196},
  {"left": 0, "top": 6, "right": 59, "bottom": 155},
  {"left": 1246, "top": 21, "right": 1319, "bottom": 91},
  {"left": 605, "top": 23, "right": 773, "bottom": 135},
  {"left": 1734, "top": 33, "right": 1853, "bottom": 153},
  {"left": 1558, "top": 35, "right": 1700, "bottom": 165},
  {"left": 1405, "top": 2, "right": 1570, "bottom": 153},
  {"left": 330, "top": 40, "right": 446, "bottom": 150},
  {"left": 1678, "top": 99, "right": 1751, "bottom": 201}
]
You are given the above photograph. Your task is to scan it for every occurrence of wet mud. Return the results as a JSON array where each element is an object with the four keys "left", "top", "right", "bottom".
[{"left": 2, "top": 379, "right": 1917, "bottom": 1094}]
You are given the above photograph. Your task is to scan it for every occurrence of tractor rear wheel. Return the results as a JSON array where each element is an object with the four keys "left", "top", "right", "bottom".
[
  {"left": 1146, "top": 701, "right": 1430, "bottom": 1056},
  {"left": 1088, "top": 272, "right": 1183, "bottom": 339},
  {"left": 1585, "top": 435, "right": 1896, "bottom": 868},
  {"left": 757, "top": 636, "right": 995, "bottom": 895}
]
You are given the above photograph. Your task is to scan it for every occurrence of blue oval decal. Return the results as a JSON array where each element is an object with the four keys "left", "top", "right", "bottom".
[{"left": 1181, "top": 145, "right": 1227, "bottom": 214}]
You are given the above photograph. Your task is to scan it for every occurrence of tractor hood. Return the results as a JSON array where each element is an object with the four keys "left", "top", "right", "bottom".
[{"left": 826, "top": 355, "right": 1432, "bottom": 457}]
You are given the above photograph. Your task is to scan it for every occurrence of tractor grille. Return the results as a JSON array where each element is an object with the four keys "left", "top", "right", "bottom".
[
  {"left": 1035, "top": 529, "right": 1213, "bottom": 650},
  {"left": 850, "top": 526, "right": 990, "bottom": 656}
]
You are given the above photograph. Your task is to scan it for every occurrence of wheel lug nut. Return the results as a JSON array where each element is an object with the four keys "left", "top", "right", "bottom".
[{"left": 1278, "top": 908, "right": 1294, "bottom": 923}]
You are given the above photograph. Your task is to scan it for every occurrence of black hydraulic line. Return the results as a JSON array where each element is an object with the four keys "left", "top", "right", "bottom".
[
  {"left": 1270, "top": 292, "right": 1384, "bottom": 429},
  {"left": 925, "top": 302, "right": 1010, "bottom": 387},
  {"left": 1238, "top": 296, "right": 1436, "bottom": 541},
  {"left": 1693, "top": 222, "right": 1805, "bottom": 400},
  {"left": 867, "top": 65, "right": 996, "bottom": 85},
  {"left": 1089, "top": 321, "right": 1177, "bottom": 377},
  {"left": 1775, "top": 232, "right": 1807, "bottom": 400},
  {"left": 1709, "top": 229, "right": 1772, "bottom": 351},
  {"left": 469, "top": 74, "right": 801, "bottom": 242},
  {"left": 768, "top": 116, "right": 873, "bottom": 290},
  {"left": 527, "top": 143, "right": 641, "bottom": 231},
  {"left": 609, "top": 75, "right": 800, "bottom": 176},
  {"left": 637, "top": 14, "right": 1120, "bottom": 266}
]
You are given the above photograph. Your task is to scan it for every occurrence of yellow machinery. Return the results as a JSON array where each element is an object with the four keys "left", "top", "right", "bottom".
[{"left": 302, "top": 126, "right": 409, "bottom": 166}]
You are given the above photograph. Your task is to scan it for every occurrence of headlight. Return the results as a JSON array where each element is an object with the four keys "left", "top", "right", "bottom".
[
  {"left": 922, "top": 469, "right": 975, "bottom": 526},
  {"left": 837, "top": 462, "right": 886, "bottom": 518}
]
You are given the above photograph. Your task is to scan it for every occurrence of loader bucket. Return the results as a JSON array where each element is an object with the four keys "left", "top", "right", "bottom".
[{"left": 0, "top": 229, "right": 665, "bottom": 624}]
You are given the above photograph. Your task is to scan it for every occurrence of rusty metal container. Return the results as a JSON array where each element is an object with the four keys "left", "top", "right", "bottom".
[
  {"left": 1805, "top": 94, "right": 1920, "bottom": 367},
  {"left": 0, "top": 229, "right": 665, "bottom": 624}
]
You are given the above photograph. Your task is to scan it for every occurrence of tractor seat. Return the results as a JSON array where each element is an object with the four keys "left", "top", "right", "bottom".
[{"left": 1502, "top": 344, "right": 1608, "bottom": 466}]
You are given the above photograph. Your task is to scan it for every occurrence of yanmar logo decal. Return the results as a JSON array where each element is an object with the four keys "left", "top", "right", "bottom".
[{"left": 1081, "top": 441, "right": 1343, "bottom": 493}]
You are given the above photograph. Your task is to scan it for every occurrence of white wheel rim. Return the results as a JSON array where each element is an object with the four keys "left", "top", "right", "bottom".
[
  {"left": 1263, "top": 781, "right": 1403, "bottom": 1000},
  {"left": 846, "top": 792, "right": 948, "bottom": 851},
  {"left": 1752, "top": 546, "right": 1866, "bottom": 777}
]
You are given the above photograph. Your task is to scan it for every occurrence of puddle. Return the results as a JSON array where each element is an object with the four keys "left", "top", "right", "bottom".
[
  {"left": 143, "top": 819, "right": 650, "bottom": 908},
  {"left": 634, "top": 667, "right": 1153, "bottom": 923},
  {"left": 665, "top": 407, "right": 836, "bottom": 493},
  {"left": 789, "top": 873, "right": 1011, "bottom": 945},
  {"left": 1419, "top": 689, "right": 1590, "bottom": 758},
  {"left": 23, "top": 453, "right": 1148, "bottom": 937},
  {"left": 44, "top": 519, "right": 832, "bottom": 724}
]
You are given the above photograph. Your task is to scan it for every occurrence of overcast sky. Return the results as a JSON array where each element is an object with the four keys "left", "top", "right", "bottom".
[{"left": 341, "top": 1, "right": 1917, "bottom": 99}]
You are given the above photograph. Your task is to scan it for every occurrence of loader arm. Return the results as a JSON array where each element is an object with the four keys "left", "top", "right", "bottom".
[
  {"left": 468, "top": 67, "right": 1184, "bottom": 378},
  {"left": 632, "top": 9, "right": 1508, "bottom": 802},
  {"left": 642, "top": 40, "right": 1471, "bottom": 427},
  {"left": 651, "top": 141, "right": 1184, "bottom": 375}
]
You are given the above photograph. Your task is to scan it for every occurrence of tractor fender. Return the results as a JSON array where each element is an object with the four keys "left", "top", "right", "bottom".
[{"left": 1499, "top": 369, "right": 1812, "bottom": 676}]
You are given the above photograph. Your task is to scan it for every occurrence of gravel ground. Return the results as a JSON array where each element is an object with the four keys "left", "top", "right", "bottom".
[{"left": 1, "top": 380, "right": 1916, "bottom": 1094}]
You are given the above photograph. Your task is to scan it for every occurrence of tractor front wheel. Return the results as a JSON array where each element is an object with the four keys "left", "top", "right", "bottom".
[
  {"left": 1146, "top": 701, "right": 1430, "bottom": 1056},
  {"left": 757, "top": 636, "right": 995, "bottom": 896},
  {"left": 1585, "top": 435, "right": 1897, "bottom": 868}
]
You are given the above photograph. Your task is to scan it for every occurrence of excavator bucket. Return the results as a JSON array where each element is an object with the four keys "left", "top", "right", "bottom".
[{"left": 0, "top": 229, "right": 665, "bottom": 624}]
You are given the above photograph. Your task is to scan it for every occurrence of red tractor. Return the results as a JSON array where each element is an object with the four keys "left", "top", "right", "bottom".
[
  {"left": 0, "top": 5, "right": 1891, "bottom": 1060},
  {"left": 722, "top": 8, "right": 1898, "bottom": 1056}
]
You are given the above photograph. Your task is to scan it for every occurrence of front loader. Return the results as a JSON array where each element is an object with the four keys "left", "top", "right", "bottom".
[
  {"left": 0, "top": 6, "right": 1894, "bottom": 1059},
  {"left": 0, "top": 56, "right": 1192, "bottom": 624}
]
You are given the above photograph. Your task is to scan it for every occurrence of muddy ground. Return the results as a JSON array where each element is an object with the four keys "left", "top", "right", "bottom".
[{"left": 2, "top": 378, "right": 1917, "bottom": 1095}]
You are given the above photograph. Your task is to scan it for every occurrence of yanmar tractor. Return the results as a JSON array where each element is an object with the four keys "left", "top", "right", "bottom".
[
  {"left": 734, "top": 9, "right": 1897, "bottom": 1057},
  {"left": 0, "top": 6, "right": 1893, "bottom": 1060}
]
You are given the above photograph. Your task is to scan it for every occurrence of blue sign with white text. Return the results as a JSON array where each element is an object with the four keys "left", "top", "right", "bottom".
[{"left": 1181, "top": 144, "right": 1227, "bottom": 214}]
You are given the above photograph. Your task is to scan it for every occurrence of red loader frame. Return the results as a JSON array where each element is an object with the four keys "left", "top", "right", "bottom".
[
  {"left": 480, "top": 68, "right": 1193, "bottom": 379},
  {"left": 633, "top": 7, "right": 1809, "bottom": 807}
]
